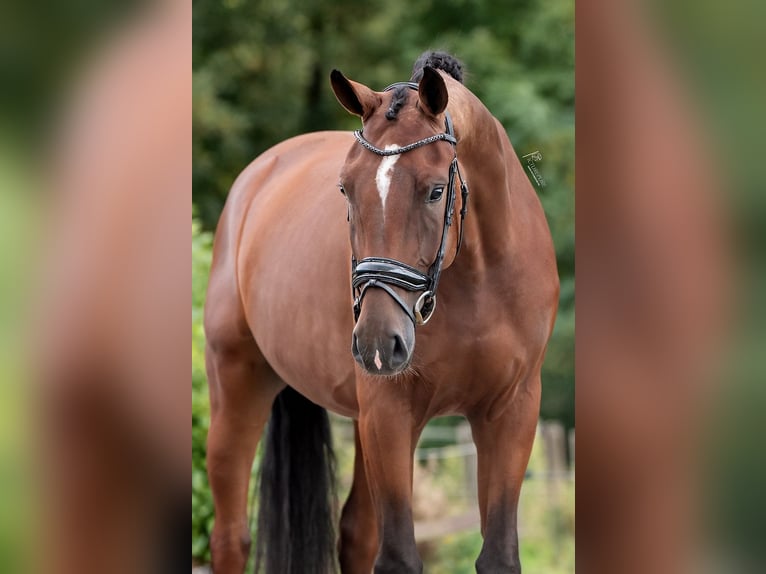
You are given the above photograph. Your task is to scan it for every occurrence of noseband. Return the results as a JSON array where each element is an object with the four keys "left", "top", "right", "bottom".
[{"left": 350, "top": 82, "right": 469, "bottom": 326}]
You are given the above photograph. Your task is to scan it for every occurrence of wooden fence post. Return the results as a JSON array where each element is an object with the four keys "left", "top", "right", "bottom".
[
  {"left": 568, "top": 428, "right": 575, "bottom": 468},
  {"left": 541, "top": 421, "right": 567, "bottom": 563},
  {"left": 456, "top": 421, "right": 478, "bottom": 504}
]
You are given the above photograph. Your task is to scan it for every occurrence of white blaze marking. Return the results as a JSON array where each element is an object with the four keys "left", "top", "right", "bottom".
[
  {"left": 374, "top": 349, "right": 383, "bottom": 370},
  {"left": 375, "top": 145, "right": 401, "bottom": 217}
]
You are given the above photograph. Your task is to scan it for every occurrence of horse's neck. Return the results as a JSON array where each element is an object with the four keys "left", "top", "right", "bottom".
[{"left": 450, "top": 91, "right": 518, "bottom": 268}]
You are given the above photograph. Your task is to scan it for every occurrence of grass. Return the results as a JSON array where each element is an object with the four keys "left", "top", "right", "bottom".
[{"left": 423, "top": 462, "right": 575, "bottom": 573}]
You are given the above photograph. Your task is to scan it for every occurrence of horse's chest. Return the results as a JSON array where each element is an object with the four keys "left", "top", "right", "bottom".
[{"left": 412, "top": 325, "right": 526, "bottom": 412}]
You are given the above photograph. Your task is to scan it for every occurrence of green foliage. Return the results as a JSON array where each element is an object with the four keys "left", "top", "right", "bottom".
[
  {"left": 430, "top": 531, "right": 484, "bottom": 573},
  {"left": 192, "top": 219, "right": 214, "bottom": 562},
  {"left": 428, "top": 529, "right": 575, "bottom": 574}
]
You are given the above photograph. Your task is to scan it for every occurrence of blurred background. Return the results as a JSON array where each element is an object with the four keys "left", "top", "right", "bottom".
[{"left": 192, "top": 0, "right": 574, "bottom": 572}]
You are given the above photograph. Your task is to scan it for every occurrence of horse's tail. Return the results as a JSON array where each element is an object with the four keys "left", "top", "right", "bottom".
[{"left": 255, "top": 386, "right": 337, "bottom": 574}]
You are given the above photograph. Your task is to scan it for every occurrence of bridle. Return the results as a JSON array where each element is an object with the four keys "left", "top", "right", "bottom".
[{"left": 349, "top": 81, "right": 469, "bottom": 326}]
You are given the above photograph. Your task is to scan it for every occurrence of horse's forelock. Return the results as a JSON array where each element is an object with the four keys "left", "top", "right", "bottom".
[{"left": 385, "top": 86, "right": 411, "bottom": 121}]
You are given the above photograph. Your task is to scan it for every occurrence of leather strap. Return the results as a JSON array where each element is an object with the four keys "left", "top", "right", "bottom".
[
  {"left": 353, "top": 280, "right": 416, "bottom": 325},
  {"left": 352, "top": 258, "right": 431, "bottom": 292},
  {"left": 353, "top": 130, "right": 456, "bottom": 155}
]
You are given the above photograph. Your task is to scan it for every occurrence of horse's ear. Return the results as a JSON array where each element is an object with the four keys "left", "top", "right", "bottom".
[
  {"left": 418, "top": 66, "right": 449, "bottom": 116},
  {"left": 330, "top": 70, "right": 380, "bottom": 119}
]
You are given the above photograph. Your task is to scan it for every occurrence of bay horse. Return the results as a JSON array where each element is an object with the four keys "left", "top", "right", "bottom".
[{"left": 204, "top": 52, "right": 559, "bottom": 574}]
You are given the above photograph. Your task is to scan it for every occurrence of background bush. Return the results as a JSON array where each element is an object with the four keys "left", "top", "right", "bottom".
[{"left": 192, "top": 220, "right": 214, "bottom": 562}]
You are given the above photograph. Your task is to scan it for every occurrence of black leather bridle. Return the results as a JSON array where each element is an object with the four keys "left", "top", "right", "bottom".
[{"left": 350, "top": 81, "right": 469, "bottom": 326}]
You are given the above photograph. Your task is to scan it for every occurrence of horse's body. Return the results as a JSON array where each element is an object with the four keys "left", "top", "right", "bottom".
[
  {"left": 205, "top": 53, "right": 559, "bottom": 574},
  {"left": 209, "top": 132, "right": 359, "bottom": 416}
]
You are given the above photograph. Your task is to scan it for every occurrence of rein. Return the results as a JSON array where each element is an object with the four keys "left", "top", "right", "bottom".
[{"left": 350, "top": 81, "right": 469, "bottom": 326}]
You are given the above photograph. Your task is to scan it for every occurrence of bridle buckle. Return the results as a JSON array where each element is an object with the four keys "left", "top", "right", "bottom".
[{"left": 414, "top": 291, "right": 436, "bottom": 325}]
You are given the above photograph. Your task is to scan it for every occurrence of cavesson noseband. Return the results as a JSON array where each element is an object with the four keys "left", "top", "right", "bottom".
[{"left": 350, "top": 81, "right": 469, "bottom": 326}]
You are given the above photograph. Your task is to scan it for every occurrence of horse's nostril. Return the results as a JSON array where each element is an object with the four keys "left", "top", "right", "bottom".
[
  {"left": 351, "top": 333, "right": 361, "bottom": 360},
  {"left": 391, "top": 334, "right": 408, "bottom": 365}
]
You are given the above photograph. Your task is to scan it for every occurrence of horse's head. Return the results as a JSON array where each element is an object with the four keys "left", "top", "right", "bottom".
[{"left": 331, "top": 67, "right": 464, "bottom": 376}]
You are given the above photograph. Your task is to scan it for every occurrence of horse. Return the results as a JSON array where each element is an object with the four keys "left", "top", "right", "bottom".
[{"left": 204, "top": 51, "right": 559, "bottom": 574}]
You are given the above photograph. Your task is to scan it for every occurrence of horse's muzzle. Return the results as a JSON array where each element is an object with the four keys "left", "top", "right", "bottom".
[{"left": 351, "top": 308, "right": 414, "bottom": 376}]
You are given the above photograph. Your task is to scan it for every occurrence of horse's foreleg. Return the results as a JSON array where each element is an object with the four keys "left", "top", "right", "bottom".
[
  {"left": 339, "top": 421, "right": 379, "bottom": 573},
  {"left": 357, "top": 384, "right": 424, "bottom": 574},
  {"left": 206, "top": 343, "right": 283, "bottom": 574},
  {"left": 469, "top": 375, "right": 541, "bottom": 574}
]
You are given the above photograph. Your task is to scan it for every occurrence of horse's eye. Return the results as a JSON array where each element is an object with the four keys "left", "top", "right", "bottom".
[
  {"left": 428, "top": 186, "right": 445, "bottom": 202},
  {"left": 338, "top": 183, "right": 347, "bottom": 196}
]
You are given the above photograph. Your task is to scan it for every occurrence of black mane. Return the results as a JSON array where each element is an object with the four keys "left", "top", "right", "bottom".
[
  {"left": 385, "top": 51, "right": 465, "bottom": 120},
  {"left": 411, "top": 50, "right": 464, "bottom": 84}
]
